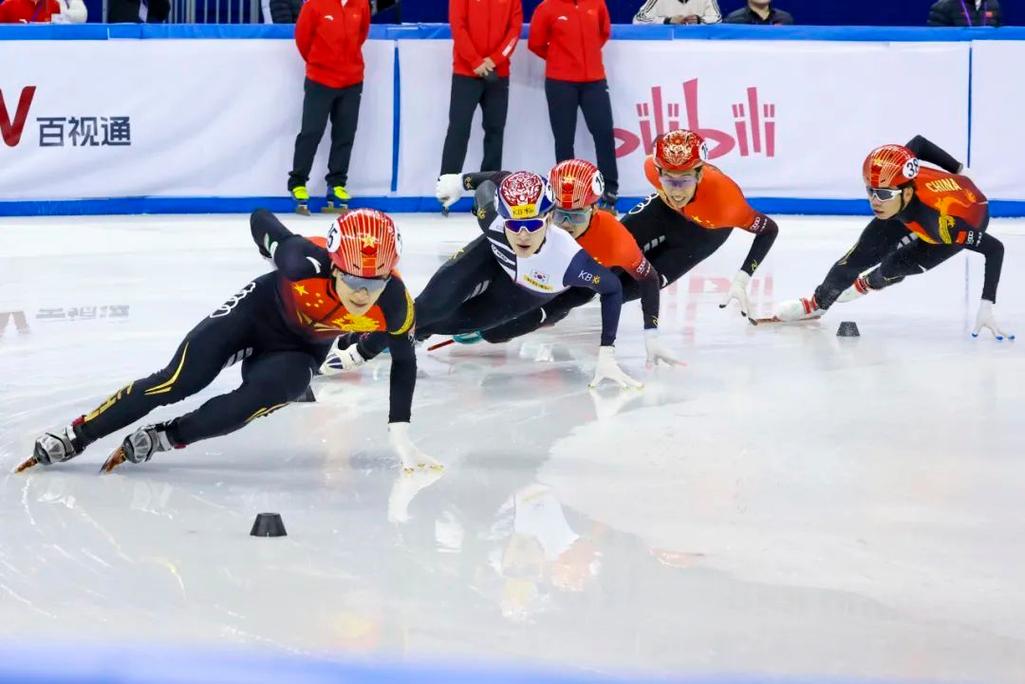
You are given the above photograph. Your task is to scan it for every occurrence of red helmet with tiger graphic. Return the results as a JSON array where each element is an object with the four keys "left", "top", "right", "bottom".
[
  {"left": 653, "top": 130, "right": 708, "bottom": 173},
  {"left": 863, "top": 144, "right": 920, "bottom": 188},
  {"left": 326, "top": 209, "right": 401, "bottom": 278},
  {"left": 549, "top": 159, "right": 605, "bottom": 210}
]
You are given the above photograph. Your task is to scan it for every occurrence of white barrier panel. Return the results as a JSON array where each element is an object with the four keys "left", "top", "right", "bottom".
[
  {"left": 0, "top": 40, "right": 394, "bottom": 200},
  {"left": 398, "top": 40, "right": 969, "bottom": 199},
  {"left": 969, "top": 40, "right": 1025, "bottom": 201}
]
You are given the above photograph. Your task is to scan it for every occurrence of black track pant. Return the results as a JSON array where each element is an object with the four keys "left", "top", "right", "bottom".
[
  {"left": 545, "top": 78, "right": 619, "bottom": 196},
  {"left": 289, "top": 79, "right": 363, "bottom": 191},
  {"left": 620, "top": 196, "right": 733, "bottom": 286},
  {"left": 440, "top": 74, "right": 510, "bottom": 175},
  {"left": 76, "top": 274, "right": 323, "bottom": 448},
  {"left": 813, "top": 218, "right": 969, "bottom": 310}
]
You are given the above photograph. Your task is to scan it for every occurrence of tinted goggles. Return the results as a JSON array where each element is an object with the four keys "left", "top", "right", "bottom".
[
  {"left": 553, "top": 207, "right": 592, "bottom": 227},
  {"left": 337, "top": 271, "right": 390, "bottom": 293},
  {"left": 866, "top": 186, "right": 902, "bottom": 202},
  {"left": 659, "top": 172, "right": 699, "bottom": 191},
  {"left": 504, "top": 218, "right": 547, "bottom": 233}
]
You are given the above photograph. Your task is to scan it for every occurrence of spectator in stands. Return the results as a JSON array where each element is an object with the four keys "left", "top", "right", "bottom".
[
  {"left": 633, "top": 0, "right": 722, "bottom": 24},
  {"left": 288, "top": 0, "right": 370, "bottom": 208},
  {"left": 0, "top": 0, "right": 55, "bottom": 22},
  {"left": 266, "top": 0, "right": 300, "bottom": 23},
  {"left": 927, "top": 0, "right": 1000, "bottom": 26},
  {"left": 529, "top": 0, "right": 619, "bottom": 208},
  {"left": 439, "top": 0, "right": 523, "bottom": 179},
  {"left": 107, "top": 0, "right": 169, "bottom": 22},
  {"left": 723, "top": 0, "right": 793, "bottom": 24}
]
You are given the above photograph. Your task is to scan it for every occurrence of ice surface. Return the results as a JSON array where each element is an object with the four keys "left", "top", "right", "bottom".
[{"left": 1, "top": 213, "right": 1023, "bottom": 683}]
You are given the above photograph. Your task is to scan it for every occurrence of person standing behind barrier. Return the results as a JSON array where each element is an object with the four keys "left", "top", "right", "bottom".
[
  {"left": 927, "top": 0, "right": 1000, "bottom": 26},
  {"left": 723, "top": 1, "right": 793, "bottom": 25},
  {"left": 289, "top": 0, "right": 371, "bottom": 214},
  {"left": 106, "top": 0, "right": 167, "bottom": 22},
  {"left": 0, "top": 0, "right": 57, "bottom": 22},
  {"left": 529, "top": 0, "right": 619, "bottom": 210},
  {"left": 439, "top": 0, "right": 522, "bottom": 191},
  {"left": 265, "top": 0, "right": 300, "bottom": 23},
  {"left": 0, "top": 0, "right": 84, "bottom": 21},
  {"left": 633, "top": 0, "right": 721, "bottom": 24}
]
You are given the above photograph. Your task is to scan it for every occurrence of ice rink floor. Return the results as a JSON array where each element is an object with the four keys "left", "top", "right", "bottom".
[{"left": 1, "top": 212, "right": 1024, "bottom": 683}]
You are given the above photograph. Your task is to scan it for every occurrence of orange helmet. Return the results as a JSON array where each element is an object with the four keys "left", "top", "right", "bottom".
[
  {"left": 549, "top": 159, "right": 605, "bottom": 210},
  {"left": 326, "top": 209, "right": 401, "bottom": 278},
  {"left": 863, "top": 145, "right": 920, "bottom": 188},
  {"left": 653, "top": 130, "right": 708, "bottom": 172}
]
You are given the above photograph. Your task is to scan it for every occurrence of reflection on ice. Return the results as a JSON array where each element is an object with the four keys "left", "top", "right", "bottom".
[{"left": 1, "top": 213, "right": 1023, "bottom": 682}]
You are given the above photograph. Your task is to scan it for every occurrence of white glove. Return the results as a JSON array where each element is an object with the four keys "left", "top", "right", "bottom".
[
  {"left": 50, "top": 11, "right": 71, "bottom": 22},
  {"left": 719, "top": 271, "right": 752, "bottom": 317},
  {"left": 589, "top": 346, "right": 643, "bottom": 389},
  {"left": 435, "top": 174, "right": 465, "bottom": 210},
  {"left": 971, "top": 299, "right": 1015, "bottom": 340},
  {"left": 319, "top": 337, "right": 366, "bottom": 376},
  {"left": 388, "top": 422, "right": 443, "bottom": 472},
  {"left": 644, "top": 329, "right": 684, "bottom": 367}
]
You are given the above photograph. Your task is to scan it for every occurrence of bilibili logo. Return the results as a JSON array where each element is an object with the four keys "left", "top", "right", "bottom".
[{"left": 614, "top": 79, "right": 777, "bottom": 161}]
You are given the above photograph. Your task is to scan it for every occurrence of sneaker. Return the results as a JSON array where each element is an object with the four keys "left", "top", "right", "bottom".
[{"left": 329, "top": 186, "right": 352, "bottom": 203}]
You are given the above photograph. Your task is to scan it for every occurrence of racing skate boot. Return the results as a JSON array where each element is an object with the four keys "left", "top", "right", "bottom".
[{"left": 100, "top": 422, "right": 178, "bottom": 474}]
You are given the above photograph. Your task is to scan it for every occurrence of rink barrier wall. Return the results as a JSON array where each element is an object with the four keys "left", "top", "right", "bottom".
[{"left": 1, "top": 25, "right": 1024, "bottom": 217}]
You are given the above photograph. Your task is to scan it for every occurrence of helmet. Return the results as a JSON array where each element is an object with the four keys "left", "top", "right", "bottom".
[
  {"left": 653, "top": 130, "right": 708, "bottom": 173},
  {"left": 497, "top": 171, "right": 554, "bottom": 220},
  {"left": 863, "top": 145, "right": 920, "bottom": 188},
  {"left": 325, "top": 209, "right": 401, "bottom": 278},
  {"left": 549, "top": 159, "right": 605, "bottom": 210}
]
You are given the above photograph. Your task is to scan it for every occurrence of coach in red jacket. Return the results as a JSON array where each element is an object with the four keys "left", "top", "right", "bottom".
[
  {"left": 288, "top": 0, "right": 370, "bottom": 207},
  {"left": 528, "top": 0, "right": 618, "bottom": 208},
  {"left": 439, "top": 0, "right": 522, "bottom": 181}
]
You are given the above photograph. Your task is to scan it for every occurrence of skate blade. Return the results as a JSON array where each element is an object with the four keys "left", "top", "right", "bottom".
[
  {"left": 749, "top": 314, "right": 823, "bottom": 326},
  {"left": 320, "top": 204, "right": 348, "bottom": 215},
  {"left": 14, "top": 456, "right": 39, "bottom": 474},
  {"left": 401, "top": 462, "right": 445, "bottom": 474},
  {"left": 99, "top": 447, "right": 127, "bottom": 474},
  {"left": 295, "top": 204, "right": 311, "bottom": 216}
]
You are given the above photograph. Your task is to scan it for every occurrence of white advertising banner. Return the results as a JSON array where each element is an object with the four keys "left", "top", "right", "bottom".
[
  {"left": 398, "top": 39, "right": 970, "bottom": 200},
  {"left": 0, "top": 39, "right": 394, "bottom": 199},
  {"left": 969, "top": 40, "right": 1025, "bottom": 201}
]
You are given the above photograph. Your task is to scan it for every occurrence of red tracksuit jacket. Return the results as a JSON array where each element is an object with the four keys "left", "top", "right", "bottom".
[
  {"left": 0, "top": 0, "right": 58, "bottom": 22},
  {"left": 294, "top": 0, "right": 371, "bottom": 89},
  {"left": 449, "top": 0, "right": 523, "bottom": 79},
  {"left": 528, "top": 0, "right": 610, "bottom": 83}
]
